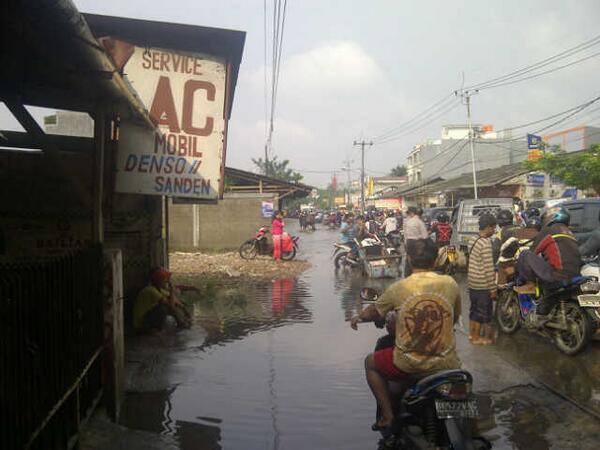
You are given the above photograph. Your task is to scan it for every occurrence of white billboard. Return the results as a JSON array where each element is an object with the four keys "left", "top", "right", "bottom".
[{"left": 115, "top": 45, "right": 227, "bottom": 199}]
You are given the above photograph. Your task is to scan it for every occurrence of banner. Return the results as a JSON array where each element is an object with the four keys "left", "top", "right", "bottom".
[
  {"left": 114, "top": 43, "right": 227, "bottom": 199},
  {"left": 261, "top": 201, "right": 274, "bottom": 218},
  {"left": 527, "top": 134, "right": 542, "bottom": 149}
]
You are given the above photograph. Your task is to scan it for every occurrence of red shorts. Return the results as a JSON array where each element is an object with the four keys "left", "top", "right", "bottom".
[{"left": 373, "top": 347, "right": 410, "bottom": 380}]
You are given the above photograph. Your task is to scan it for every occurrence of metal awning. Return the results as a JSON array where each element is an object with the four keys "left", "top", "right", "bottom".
[
  {"left": 401, "top": 163, "right": 529, "bottom": 197},
  {"left": 0, "top": 0, "right": 154, "bottom": 127},
  {"left": 225, "top": 167, "right": 314, "bottom": 199}
]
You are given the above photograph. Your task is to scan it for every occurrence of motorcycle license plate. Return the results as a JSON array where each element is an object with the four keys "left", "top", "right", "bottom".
[
  {"left": 435, "top": 399, "right": 479, "bottom": 419},
  {"left": 578, "top": 294, "right": 600, "bottom": 308}
]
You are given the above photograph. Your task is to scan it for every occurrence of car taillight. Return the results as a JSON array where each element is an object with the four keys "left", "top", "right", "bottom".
[{"left": 436, "top": 383, "right": 470, "bottom": 400}]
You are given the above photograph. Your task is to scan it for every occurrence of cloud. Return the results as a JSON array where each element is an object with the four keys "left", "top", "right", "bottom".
[{"left": 281, "top": 41, "right": 387, "bottom": 93}]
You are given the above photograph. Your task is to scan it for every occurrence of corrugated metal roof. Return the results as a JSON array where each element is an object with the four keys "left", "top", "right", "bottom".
[
  {"left": 414, "top": 163, "right": 529, "bottom": 196},
  {"left": 383, "top": 163, "right": 529, "bottom": 198}
]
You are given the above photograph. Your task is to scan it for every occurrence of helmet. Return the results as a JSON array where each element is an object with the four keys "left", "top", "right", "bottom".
[
  {"left": 542, "top": 206, "right": 570, "bottom": 227},
  {"left": 526, "top": 207, "right": 540, "bottom": 217},
  {"left": 496, "top": 209, "right": 514, "bottom": 227},
  {"left": 436, "top": 212, "right": 449, "bottom": 223},
  {"left": 525, "top": 216, "right": 542, "bottom": 231}
]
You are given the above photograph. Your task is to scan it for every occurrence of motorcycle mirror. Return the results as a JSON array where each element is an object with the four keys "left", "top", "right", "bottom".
[{"left": 360, "top": 287, "right": 380, "bottom": 301}]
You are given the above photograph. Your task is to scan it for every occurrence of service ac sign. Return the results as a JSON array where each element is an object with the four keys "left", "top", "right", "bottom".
[{"left": 115, "top": 46, "right": 227, "bottom": 199}]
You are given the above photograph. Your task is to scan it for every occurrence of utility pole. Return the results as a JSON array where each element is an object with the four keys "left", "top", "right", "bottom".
[
  {"left": 456, "top": 89, "right": 479, "bottom": 199},
  {"left": 353, "top": 140, "right": 373, "bottom": 213},
  {"left": 341, "top": 158, "right": 353, "bottom": 205}
]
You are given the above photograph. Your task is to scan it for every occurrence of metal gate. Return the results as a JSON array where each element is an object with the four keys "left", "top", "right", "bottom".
[{"left": 0, "top": 246, "right": 104, "bottom": 449}]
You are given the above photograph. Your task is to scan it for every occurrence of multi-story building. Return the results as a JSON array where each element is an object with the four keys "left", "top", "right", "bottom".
[
  {"left": 543, "top": 126, "right": 600, "bottom": 153},
  {"left": 406, "top": 124, "right": 528, "bottom": 185}
]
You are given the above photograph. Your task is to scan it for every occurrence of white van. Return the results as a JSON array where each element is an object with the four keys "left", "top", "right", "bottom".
[{"left": 450, "top": 198, "right": 514, "bottom": 253}]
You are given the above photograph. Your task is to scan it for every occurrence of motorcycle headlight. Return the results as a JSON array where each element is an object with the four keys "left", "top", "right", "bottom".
[{"left": 581, "top": 281, "right": 600, "bottom": 293}]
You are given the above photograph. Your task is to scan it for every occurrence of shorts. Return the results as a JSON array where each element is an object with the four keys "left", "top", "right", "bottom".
[
  {"left": 373, "top": 347, "right": 410, "bottom": 380},
  {"left": 469, "top": 289, "right": 494, "bottom": 323},
  {"left": 142, "top": 303, "right": 168, "bottom": 331}
]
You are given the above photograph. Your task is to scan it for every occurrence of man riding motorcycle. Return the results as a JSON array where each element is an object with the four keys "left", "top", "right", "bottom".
[
  {"left": 350, "top": 238, "right": 461, "bottom": 431},
  {"left": 516, "top": 206, "right": 582, "bottom": 314}
]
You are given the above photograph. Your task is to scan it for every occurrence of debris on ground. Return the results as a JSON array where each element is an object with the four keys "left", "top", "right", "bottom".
[{"left": 169, "top": 251, "right": 311, "bottom": 282}]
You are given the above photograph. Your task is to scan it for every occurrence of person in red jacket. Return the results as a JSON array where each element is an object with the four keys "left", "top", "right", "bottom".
[
  {"left": 430, "top": 212, "right": 453, "bottom": 248},
  {"left": 516, "top": 206, "right": 582, "bottom": 314}
]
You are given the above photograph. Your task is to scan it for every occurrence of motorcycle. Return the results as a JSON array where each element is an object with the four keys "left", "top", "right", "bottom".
[
  {"left": 435, "top": 245, "right": 460, "bottom": 276},
  {"left": 239, "top": 227, "right": 299, "bottom": 261},
  {"left": 496, "top": 275, "right": 600, "bottom": 355},
  {"left": 333, "top": 237, "right": 399, "bottom": 271},
  {"left": 332, "top": 242, "right": 359, "bottom": 269},
  {"left": 359, "top": 288, "right": 490, "bottom": 450}
]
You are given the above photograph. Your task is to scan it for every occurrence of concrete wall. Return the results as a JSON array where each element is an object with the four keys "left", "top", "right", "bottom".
[{"left": 169, "top": 193, "right": 277, "bottom": 251}]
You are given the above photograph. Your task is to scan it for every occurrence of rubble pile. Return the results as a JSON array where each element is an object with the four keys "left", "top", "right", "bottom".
[{"left": 170, "top": 251, "right": 311, "bottom": 281}]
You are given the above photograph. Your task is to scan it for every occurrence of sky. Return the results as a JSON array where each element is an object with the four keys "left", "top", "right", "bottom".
[{"left": 3, "top": 0, "right": 600, "bottom": 187}]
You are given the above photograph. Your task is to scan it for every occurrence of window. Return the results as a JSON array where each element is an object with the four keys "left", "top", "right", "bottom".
[
  {"left": 583, "top": 205, "right": 600, "bottom": 233},
  {"left": 565, "top": 205, "right": 584, "bottom": 232}
]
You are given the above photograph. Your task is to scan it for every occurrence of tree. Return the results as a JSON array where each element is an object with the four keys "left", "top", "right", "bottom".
[
  {"left": 389, "top": 164, "right": 407, "bottom": 177},
  {"left": 523, "top": 144, "right": 600, "bottom": 195},
  {"left": 252, "top": 156, "right": 304, "bottom": 182}
]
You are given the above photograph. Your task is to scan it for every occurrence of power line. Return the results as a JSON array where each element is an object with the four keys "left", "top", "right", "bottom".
[
  {"left": 373, "top": 94, "right": 456, "bottom": 142},
  {"left": 375, "top": 99, "right": 462, "bottom": 145},
  {"left": 264, "top": 0, "right": 289, "bottom": 164},
  {"left": 478, "top": 51, "right": 600, "bottom": 91},
  {"left": 369, "top": 33, "right": 600, "bottom": 148},
  {"left": 466, "top": 33, "right": 600, "bottom": 91}
]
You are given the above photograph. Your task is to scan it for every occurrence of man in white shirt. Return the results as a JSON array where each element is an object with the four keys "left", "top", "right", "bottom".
[
  {"left": 382, "top": 211, "right": 398, "bottom": 236},
  {"left": 403, "top": 207, "right": 429, "bottom": 276}
]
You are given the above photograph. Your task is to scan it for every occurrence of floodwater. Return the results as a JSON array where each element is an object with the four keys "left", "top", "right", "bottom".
[{"left": 119, "top": 225, "right": 600, "bottom": 450}]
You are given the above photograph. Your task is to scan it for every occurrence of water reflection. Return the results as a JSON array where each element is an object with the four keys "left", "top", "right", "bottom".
[
  {"left": 494, "top": 332, "right": 600, "bottom": 415},
  {"left": 333, "top": 269, "right": 395, "bottom": 321},
  {"left": 120, "top": 389, "right": 222, "bottom": 450},
  {"left": 188, "top": 278, "right": 313, "bottom": 349},
  {"left": 477, "top": 389, "right": 552, "bottom": 450}
]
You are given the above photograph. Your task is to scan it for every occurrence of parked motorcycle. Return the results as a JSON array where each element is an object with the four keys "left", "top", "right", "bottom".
[
  {"left": 359, "top": 288, "right": 490, "bottom": 450},
  {"left": 496, "top": 276, "right": 600, "bottom": 355},
  {"left": 239, "top": 227, "right": 299, "bottom": 261}
]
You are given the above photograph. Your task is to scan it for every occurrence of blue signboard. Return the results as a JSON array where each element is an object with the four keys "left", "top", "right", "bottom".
[
  {"left": 527, "top": 134, "right": 542, "bottom": 149},
  {"left": 527, "top": 174, "right": 545, "bottom": 185}
]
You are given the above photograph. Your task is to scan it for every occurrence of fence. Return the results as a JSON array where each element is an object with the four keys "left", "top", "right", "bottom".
[{"left": 0, "top": 246, "right": 104, "bottom": 449}]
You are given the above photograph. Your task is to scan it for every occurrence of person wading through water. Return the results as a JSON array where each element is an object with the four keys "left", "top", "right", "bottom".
[{"left": 467, "top": 213, "right": 497, "bottom": 345}]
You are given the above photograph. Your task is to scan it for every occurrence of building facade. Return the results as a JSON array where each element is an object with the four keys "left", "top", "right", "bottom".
[{"left": 406, "top": 124, "right": 528, "bottom": 184}]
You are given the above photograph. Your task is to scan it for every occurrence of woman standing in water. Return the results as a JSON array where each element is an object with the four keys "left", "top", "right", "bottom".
[{"left": 271, "top": 210, "right": 285, "bottom": 261}]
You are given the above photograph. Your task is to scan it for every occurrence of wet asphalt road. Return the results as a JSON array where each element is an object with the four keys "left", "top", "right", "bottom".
[{"left": 83, "top": 224, "right": 600, "bottom": 450}]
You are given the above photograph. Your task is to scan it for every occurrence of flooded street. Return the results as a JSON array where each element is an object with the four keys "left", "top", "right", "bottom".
[{"left": 109, "top": 225, "right": 600, "bottom": 450}]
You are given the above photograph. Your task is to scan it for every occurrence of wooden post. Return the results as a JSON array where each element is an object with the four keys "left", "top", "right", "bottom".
[{"left": 93, "top": 106, "right": 106, "bottom": 244}]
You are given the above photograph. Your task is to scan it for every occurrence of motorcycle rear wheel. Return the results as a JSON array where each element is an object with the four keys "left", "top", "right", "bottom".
[
  {"left": 553, "top": 303, "right": 592, "bottom": 356},
  {"left": 239, "top": 240, "right": 258, "bottom": 260},
  {"left": 496, "top": 290, "right": 521, "bottom": 334},
  {"left": 281, "top": 247, "right": 297, "bottom": 261}
]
